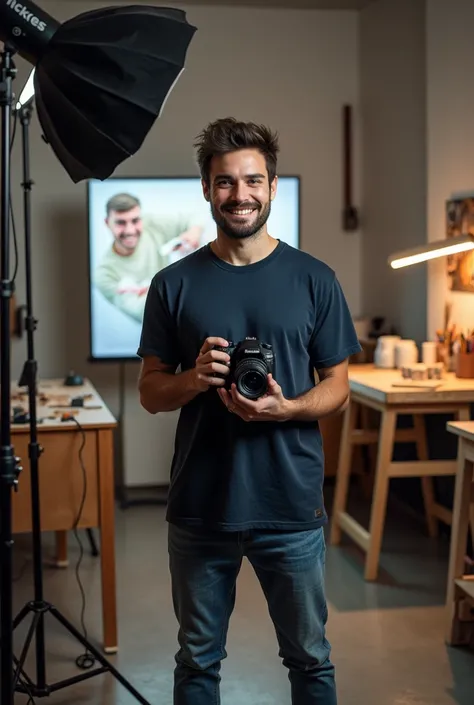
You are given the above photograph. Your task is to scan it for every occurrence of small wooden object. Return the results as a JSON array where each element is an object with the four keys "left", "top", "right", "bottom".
[{"left": 456, "top": 353, "right": 474, "bottom": 379}]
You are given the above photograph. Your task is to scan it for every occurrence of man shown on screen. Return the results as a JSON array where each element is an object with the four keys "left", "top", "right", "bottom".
[{"left": 93, "top": 193, "right": 204, "bottom": 322}]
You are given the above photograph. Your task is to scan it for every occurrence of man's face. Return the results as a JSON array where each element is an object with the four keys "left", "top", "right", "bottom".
[
  {"left": 105, "top": 205, "right": 143, "bottom": 253},
  {"left": 203, "top": 149, "right": 277, "bottom": 240}
]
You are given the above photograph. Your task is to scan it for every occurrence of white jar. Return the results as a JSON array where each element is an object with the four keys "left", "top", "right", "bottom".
[
  {"left": 422, "top": 341, "right": 438, "bottom": 366},
  {"left": 374, "top": 335, "right": 401, "bottom": 369},
  {"left": 394, "top": 339, "right": 418, "bottom": 368}
]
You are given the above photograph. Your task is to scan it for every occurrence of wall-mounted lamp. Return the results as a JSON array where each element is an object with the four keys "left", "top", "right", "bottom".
[{"left": 388, "top": 233, "right": 474, "bottom": 269}]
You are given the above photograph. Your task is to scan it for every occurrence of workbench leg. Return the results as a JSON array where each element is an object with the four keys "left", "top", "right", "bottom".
[
  {"left": 360, "top": 405, "right": 376, "bottom": 499},
  {"left": 455, "top": 408, "right": 474, "bottom": 550},
  {"left": 365, "top": 410, "right": 396, "bottom": 581},
  {"left": 98, "top": 429, "right": 118, "bottom": 654},
  {"left": 470, "top": 505, "right": 474, "bottom": 554},
  {"left": 330, "top": 399, "right": 358, "bottom": 545},
  {"left": 445, "top": 446, "right": 473, "bottom": 645},
  {"left": 55, "top": 531, "right": 68, "bottom": 568},
  {"left": 413, "top": 415, "right": 438, "bottom": 538}
]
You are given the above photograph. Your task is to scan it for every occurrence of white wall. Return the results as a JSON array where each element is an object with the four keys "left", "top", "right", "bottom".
[
  {"left": 9, "top": 1, "right": 361, "bottom": 487},
  {"left": 426, "top": 0, "right": 474, "bottom": 338},
  {"left": 359, "top": 0, "right": 427, "bottom": 344}
]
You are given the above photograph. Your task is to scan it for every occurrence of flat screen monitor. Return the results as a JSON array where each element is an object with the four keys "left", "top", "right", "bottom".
[{"left": 87, "top": 175, "right": 301, "bottom": 361}]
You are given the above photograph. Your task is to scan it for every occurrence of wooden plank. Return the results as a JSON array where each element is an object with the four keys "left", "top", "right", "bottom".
[
  {"left": 447, "top": 421, "right": 474, "bottom": 444},
  {"left": 350, "top": 428, "right": 418, "bottom": 445},
  {"left": 388, "top": 460, "right": 457, "bottom": 478},
  {"left": 365, "top": 409, "right": 396, "bottom": 580},
  {"left": 337, "top": 511, "right": 370, "bottom": 552},
  {"left": 431, "top": 502, "right": 453, "bottom": 525}
]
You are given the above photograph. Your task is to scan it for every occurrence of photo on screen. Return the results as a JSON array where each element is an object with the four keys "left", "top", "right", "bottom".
[{"left": 87, "top": 176, "right": 301, "bottom": 361}]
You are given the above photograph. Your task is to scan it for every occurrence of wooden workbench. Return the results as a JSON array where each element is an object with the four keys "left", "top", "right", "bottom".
[
  {"left": 445, "top": 421, "right": 474, "bottom": 647},
  {"left": 11, "top": 377, "right": 118, "bottom": 653},
  {"left": 330, "top": 364, "right": 474, "bottom": 581}
]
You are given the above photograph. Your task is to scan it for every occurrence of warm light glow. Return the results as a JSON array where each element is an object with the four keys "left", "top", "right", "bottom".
[
  {"left": 16, "top": 69, "right": 35, "bottom": 110},
  {"left": 388, "top": 234, "right": 474, "bottom": 269}
]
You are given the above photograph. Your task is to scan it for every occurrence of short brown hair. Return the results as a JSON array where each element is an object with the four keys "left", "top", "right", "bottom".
[
  {"left": 106, "top": 193, "right": 141, "bottom": 217},
  {"left": 194, "top": 117, "right": 279, "bottom": 185}
]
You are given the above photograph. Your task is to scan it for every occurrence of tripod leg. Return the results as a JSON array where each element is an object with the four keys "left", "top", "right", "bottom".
[
  {"left": 49, "top": 606, "right": 151, "bottom": 705},
  {"left": 86, "top": 528, "right": 99, "bottom": 557},
  {"left": 12, "top": 602, "right": 32, "bottom": 630},
  {"left": 12, "top": 611, "right": 41, "bottom": 691}
]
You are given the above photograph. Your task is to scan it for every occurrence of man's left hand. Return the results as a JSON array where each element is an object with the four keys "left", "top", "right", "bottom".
[
  {"left": 173, "top": 226, "right": 203, "bottom": 252},
  {"left": 217, "top": 374, "right": 292, "bottom": 422}
]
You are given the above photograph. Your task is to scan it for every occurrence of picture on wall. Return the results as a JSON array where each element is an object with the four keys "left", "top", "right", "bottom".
[{"left": 445, "top": 196, "right": 474, "bottom": 293}]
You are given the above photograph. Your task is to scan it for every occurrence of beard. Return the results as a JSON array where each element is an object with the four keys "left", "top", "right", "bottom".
[{"left": 210, "top": 200, "right": 271, "bottom": 240}]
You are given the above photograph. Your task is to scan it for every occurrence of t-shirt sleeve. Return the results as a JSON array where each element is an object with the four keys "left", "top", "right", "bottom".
[
  {"left": 136, "top": 276, "right": 180, "bottom": 367},
  {"left": 308, "top": 273, "right": 362, "bottom": 369}
]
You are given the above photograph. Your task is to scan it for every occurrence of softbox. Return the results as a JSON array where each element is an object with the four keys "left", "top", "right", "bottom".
[{"left": 0, "top": 0, "right": 197, "bottom": 182}]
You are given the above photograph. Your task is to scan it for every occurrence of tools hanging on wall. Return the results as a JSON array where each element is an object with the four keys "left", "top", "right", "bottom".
[{"left": 342, "top": 103, "right": 360, "bottom": 232}]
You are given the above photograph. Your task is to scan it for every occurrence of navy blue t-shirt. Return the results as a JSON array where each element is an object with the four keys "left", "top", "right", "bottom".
[{"left": 137, "top": 240, "right": 361, "bottom": 531}]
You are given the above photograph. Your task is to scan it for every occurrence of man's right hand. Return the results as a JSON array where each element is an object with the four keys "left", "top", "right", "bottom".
[{"left": 191, "top": 337, "right": 231, "bottom": 392}]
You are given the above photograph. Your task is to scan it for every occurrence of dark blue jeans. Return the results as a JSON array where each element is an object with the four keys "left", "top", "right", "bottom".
[{"left": 168, "top": 523, "right": 337, "bottom": 704}]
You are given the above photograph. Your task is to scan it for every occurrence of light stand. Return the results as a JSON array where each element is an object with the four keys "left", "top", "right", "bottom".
[
  {"left": 0, "top": 44, "right": 23, "bottom": 705},
  {"left": 5, "top": 62, "right": 152, "bottom": 705},
  {"left": 0, "top": 3, "right": 196, "bottom": 704}
]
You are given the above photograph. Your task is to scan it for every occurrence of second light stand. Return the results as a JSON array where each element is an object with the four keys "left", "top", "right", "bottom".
[{"left": 11, "top": 98, "right": 151, "bottom": 705}]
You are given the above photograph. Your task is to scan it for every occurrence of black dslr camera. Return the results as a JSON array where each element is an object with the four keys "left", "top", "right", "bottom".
[{"left": 213, "top": 337, "right": 274, "bottom": 400}]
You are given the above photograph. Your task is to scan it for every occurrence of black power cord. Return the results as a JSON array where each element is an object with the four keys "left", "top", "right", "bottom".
[{"left": 12, "top": 415, "right": 97, "bottom": 685}]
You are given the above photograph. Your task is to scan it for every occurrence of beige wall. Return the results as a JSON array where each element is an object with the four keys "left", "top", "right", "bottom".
[
  {"left": 426, "top": 0, "right": 474, "bottom": 338},
  {"left": 10, "top": 1, "right": 360, "bottom": 487},
  {"left": 360, "top": 0, "right": 474, "bottom": 344},
  {"left": 359, "top": 0, "right": 427, "bottom": 343}
]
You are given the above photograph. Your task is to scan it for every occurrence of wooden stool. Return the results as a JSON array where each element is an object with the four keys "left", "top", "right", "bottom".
[
  {"left": 330, "top": 365, "right": 473, "bottom": 581},
  {"left": 445, "top": 421, "right": 474, "bottom": 647}
]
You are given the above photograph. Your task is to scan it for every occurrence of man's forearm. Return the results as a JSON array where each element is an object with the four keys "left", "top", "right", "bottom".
[
  {"left": 113, "top": 291, "right": 147, "bottom": 321},
  {"left": 139, "top": 369, "right": 200, "bottom": 413},
  {"left": 284, "top": 378, "right": 349, "bottom": 422}
]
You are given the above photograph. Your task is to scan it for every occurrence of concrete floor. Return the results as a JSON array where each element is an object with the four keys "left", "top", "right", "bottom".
[{"left": 11, "top": 487, "right": 474, "bottom": 705}]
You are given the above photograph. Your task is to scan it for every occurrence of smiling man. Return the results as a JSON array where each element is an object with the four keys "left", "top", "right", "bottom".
[
  {"left": 93, "top": 192, "right": 203, "bottom": 322},
  {"left": 137, "top": 117, "right": 361, "bottom": 705}
]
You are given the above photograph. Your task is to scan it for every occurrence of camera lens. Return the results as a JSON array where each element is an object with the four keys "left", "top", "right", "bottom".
[{"left": 235, "top": 359, "right": 268, "bottom": 399}]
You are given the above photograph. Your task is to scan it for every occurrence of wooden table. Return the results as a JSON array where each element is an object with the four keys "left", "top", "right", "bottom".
[
  {"left": 330, "top": 364, "right": 474, "bottom": 581},
  {"left": 445, "top": 421, "right": 474, "bottom": 647},
  {"left": 11, "top": 377, "right": 118, "bottom": 653}
]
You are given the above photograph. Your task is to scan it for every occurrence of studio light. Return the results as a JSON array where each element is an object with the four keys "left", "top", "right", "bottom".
[
  {"left": 388, "top": 234, "right": 474, "bottom": 269},
  {"left": 0, "top": 0, "right": 196, "bottom": 182},
  {"left": 0, "top": 2, "right": 197, "bottom": 705}
]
